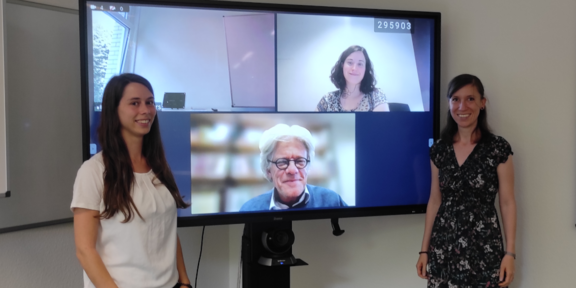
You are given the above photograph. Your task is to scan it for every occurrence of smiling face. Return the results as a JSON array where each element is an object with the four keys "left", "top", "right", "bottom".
[
  {"left": 117, "top": 82, "right": 156, "bottom": 142},
  {"left": 449, "top": 84, "right": 486, "bottom": 130},
  {"left": 267, "top": 139, "right": 309, "bottom": 206},
  {"left": 342, "top": 51, "right": 366, "bottom": 88}
]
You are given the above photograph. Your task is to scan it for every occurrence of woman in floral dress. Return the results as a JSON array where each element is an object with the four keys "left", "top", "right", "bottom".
[{"left": 416, "top": 74, "right": 517, "bottom": 287}]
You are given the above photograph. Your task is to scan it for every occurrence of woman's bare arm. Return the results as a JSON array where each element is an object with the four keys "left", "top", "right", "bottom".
[
  {"left": 416, "top": 161, "right": 442, "bottom": 279},
  {"left": 497, "top": 156, "right": 516, "bottom": 287},
  {"left": 372, "top": 102, "right": 390, "bottom": 112},
  {"left": 74, "top": 208, "right": 118, "bottom": 288},
  {"left": 175, "top": 235, "right": 191, "bottom": 287}
]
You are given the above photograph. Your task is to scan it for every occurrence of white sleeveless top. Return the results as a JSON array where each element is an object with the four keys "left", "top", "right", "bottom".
[{"left": 71, "top": 152, "right": 179, "bottom": 288}]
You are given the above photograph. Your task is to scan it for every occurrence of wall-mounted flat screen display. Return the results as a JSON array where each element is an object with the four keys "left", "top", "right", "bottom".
[{"left": 80, "top": 0, "right": 441, "bottom": 226}]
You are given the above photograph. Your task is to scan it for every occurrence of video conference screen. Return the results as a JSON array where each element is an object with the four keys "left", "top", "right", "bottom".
[{"left": 82, "top": 0, "right": 439, "bottom": 222}]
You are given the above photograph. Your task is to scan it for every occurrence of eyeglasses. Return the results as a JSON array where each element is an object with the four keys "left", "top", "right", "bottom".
[{"left": 268, "top": 158, "right": 310, "bottom": 170}]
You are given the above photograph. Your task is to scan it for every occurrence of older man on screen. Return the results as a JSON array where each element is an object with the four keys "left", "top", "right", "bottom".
[{"left": 240, "top": 124, "right": 347, "bottom": 211}]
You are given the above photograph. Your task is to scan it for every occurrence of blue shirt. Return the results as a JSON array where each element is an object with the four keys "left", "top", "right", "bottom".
[{"left": 239, "top": 185, "right": 348, "bottom": 211}]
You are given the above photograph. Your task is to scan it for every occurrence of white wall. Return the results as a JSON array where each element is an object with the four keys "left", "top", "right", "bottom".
[
  {"left": 132, "top": 8, "right": 275, "bottom": 111},
  {"left": 133, "top": 8, "right": 234, "bottom": 110},
  {"left": 1, "top": 0, "right": 576, "bottom": 287}
]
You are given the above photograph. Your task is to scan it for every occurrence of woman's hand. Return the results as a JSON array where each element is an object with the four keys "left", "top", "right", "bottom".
[
  {"left": 498, "top": 254, "right": 515, "bottom": 287},
  {"left": 416, "top": 253, "right": 429, "bottom": 279}
]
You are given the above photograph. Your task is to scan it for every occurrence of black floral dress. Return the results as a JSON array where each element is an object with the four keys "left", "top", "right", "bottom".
[{"left": 428, "top": 135, "right": 513, "bottom": 288}]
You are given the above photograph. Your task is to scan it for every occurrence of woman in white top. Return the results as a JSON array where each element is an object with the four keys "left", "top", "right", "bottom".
[{"left": 72, "top": 74, "right": 192, "bottom": 288}]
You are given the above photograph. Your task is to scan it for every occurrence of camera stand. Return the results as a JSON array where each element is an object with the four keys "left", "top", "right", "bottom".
[{"left": 241, "top": 221, "right": 307, "bottom": 288}]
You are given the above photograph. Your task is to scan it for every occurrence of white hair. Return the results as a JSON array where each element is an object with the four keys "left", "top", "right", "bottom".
[{"left": 259, "top": 124, "right": 315, "bottom": 182}]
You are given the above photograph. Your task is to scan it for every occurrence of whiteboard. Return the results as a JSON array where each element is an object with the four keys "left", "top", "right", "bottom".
[
  {"left": 0, "top": 1, "right": 82, "bottom": 232},
  {"left": 223, "top": 14, "right": 275, "bottom": 108}
]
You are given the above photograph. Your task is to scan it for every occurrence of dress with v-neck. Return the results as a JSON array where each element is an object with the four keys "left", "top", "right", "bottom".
[{"left": 427, "top": 135, "right": 513, "bottom": 288}]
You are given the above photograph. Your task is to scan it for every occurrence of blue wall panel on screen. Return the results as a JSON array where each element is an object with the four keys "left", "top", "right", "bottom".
[
  {"left": 157, "top": 112, "right": 192, "bottom": 216},
  {"left": 355, "top": 113, "right": 432, "bottom": 207}
]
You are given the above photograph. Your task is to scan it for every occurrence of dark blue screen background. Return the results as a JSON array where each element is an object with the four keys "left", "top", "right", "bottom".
[{"left": 355, "top": 113, "right": 432, "bottom": 207}]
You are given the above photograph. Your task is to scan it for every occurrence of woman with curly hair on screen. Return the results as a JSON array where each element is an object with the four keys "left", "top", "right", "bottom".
[{"left": 316, "top": 45, "right": 389, "bottom": 112}]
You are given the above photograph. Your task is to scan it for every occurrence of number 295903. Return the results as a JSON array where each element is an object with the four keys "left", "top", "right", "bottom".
[{"left": 374, "top": 19, "right": 412, "bottom": 33}]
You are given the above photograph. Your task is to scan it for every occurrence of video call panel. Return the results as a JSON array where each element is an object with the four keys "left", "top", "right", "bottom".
[
  {"left": 277, "top": 13, "right": 428, "bottom": 112},
  {"left": 187, "top": 113, "right": 355, "bottom": 214},
  {"left": 85, "top": 2, "right": 436, "bottom": 216},
  {"left": 89, "top": 5, "right": 276, "bottom": 112}
]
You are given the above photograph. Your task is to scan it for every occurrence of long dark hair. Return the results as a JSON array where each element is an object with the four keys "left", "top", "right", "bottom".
[
  {"left": 98, "top": 73, "right": 189, "bottom": 222},
  {"left": 440, "top": 74, "right": 493, "bottom": 144},
  {"left": 330, "top": 45, "right": 376, "bottom": 94}
]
